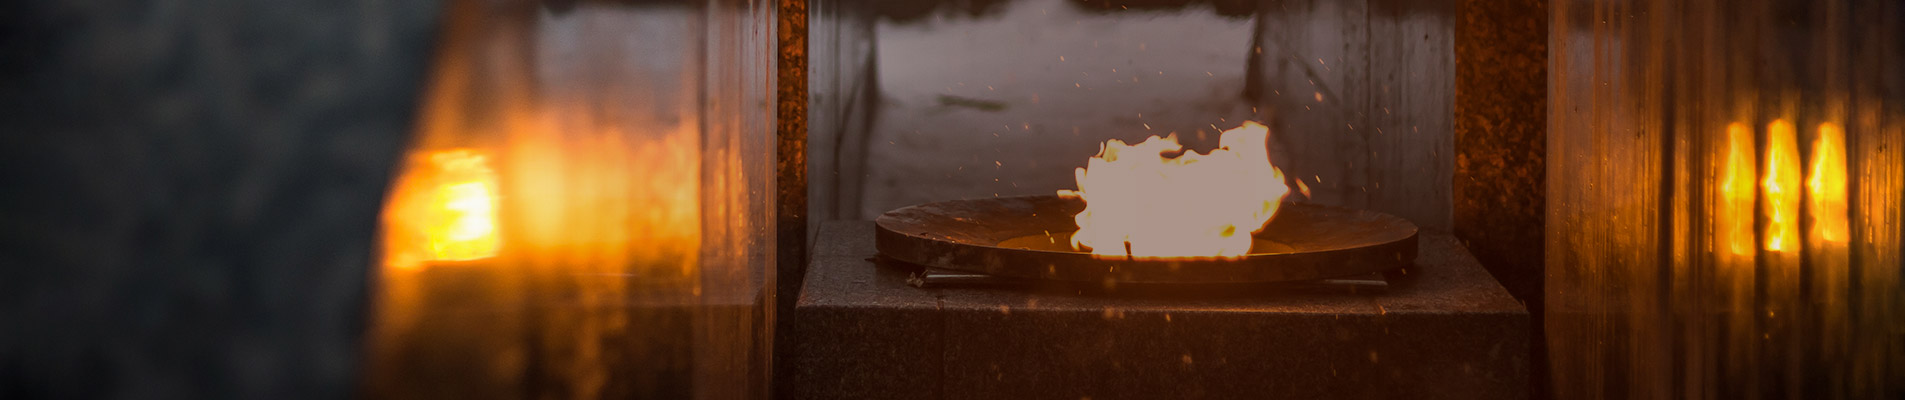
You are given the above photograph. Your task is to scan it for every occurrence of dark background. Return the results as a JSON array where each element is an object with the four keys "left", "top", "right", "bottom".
[{"left": 1, "top": 0, "right": 439, "bottom": 397}]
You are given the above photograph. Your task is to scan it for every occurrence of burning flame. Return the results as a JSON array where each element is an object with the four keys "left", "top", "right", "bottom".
[
  {"left": 1809, "top": 122, "right": 1848, "bottom": 243},
  {"left": 1720, "top": 122, "right": 1757, "bottom": 256},
  {"left": 382, "top": 149, "right": 501, "bottom": 269},
  {"left": 1765, "top": 120, "right": 1800, "bottom": 252},
  {"left": 1060, "top": 121, "right": 1290, "bottom": 258}
]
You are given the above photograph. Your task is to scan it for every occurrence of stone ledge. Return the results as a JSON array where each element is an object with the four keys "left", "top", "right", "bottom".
[{"left": 793, "top": 221, "right": 1528, "bottom": 400}]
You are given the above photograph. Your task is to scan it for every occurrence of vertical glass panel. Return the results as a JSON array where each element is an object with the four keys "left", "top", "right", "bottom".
[
  {"left": 1547, "top": 0, "right": 1903, "bottom": 398},
  {"left": 362, "top": 0, "right": 775, "bottom": 398}
]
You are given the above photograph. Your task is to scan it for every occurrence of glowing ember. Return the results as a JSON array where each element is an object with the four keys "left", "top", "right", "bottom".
[
  {"left": 382, "top": 149, "right": 501, "bottom": 269},
  {"left": 1764, "top": 119, "right": 1799, "bottom": 252},
  {"left": 1059, "top": 121, "right": 1290, "bottom": 258}
]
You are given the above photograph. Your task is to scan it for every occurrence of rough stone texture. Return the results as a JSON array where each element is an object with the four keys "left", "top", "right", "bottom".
[
  {"left": 792, "top": 221, "right": 1529, "bottom": 400},
  {"left": 1453, "top": 0, "right": 1547, "bottom": 397},
  {"left": 0, "top": 0, "right": 440, "bottom": 398}
]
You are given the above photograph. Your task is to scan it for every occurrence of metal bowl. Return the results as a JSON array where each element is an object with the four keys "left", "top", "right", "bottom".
[{"left": 874, "top": 195, "right": 1418, "bottom": 284}]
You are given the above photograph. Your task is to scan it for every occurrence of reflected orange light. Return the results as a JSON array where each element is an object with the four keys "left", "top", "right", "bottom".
[
  {"left": 1062, "top": 121, "right": 1291, "bottom": 258},
  {"left": 1720, "top": 123, "right": 1757, "bottom": 256},
  {"left": 1764, "top": 120, "right": 1800, "bottom": 252},
  {"left": 382, "top": 149, "right": 502, "bottom": 270},
  {"left": 1809, "top": 122, "right": 1848, "bottom": 243}
]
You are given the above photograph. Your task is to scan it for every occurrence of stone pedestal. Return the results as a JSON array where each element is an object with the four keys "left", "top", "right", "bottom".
[{"left": 791, "top": 221, "right": 1528, "bottom": 400}]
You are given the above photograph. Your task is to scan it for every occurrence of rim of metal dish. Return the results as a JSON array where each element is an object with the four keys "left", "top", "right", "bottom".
[{"left": 873, "top": 195, "right": 1419, "bottom": 284}]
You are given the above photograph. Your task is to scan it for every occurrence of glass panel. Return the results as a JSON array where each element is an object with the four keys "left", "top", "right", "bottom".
[
  {"left": 362, "top": 0, "right": 776, "bottom": 398},
  {"left": 1547, "top": 0, "right": 1904, "bottom": 397}
]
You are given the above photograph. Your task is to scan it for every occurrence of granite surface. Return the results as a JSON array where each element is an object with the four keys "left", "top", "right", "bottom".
[
  {"left": 792, "top": 221, "right": 1529, "bottom": 400},
  {"left": 0, "top": 0, "right": 440, "bottom": 397}
]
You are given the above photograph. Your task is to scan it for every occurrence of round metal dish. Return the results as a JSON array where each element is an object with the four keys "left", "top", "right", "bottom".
[{"left": 873, "top": 195, "right": 1418, "bottom": 284}]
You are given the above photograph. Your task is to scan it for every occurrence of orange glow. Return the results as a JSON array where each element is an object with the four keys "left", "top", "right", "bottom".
[
  {"left": 1060, "top": 121, "right": 1290, "bottom": 258},
  {"left": 1809, "top": 122, "right": 1848, "bottom": 243},
  {"left": 382, "top": 149, "right": 502, "bottom": 269},
  {"left": 1764, "top": 120, "right": 1800, "bottom": 252},
  {"left": 1720, "top": 123, "right": 1757, "bottom": 256}
]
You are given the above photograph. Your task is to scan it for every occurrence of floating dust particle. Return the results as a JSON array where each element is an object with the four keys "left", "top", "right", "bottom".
[
  {"left": 1181, "top": 355, "right": 1194, "bottom": 365},
  {"left": 1143, "top": 123, "right": 1151, "bottom": 130},
  {"left": 998, "top": 305, "right": 1011, "bottom": 315},
  {"left": 1315, "top": 92, "right": 1323, "bottom": 102}
]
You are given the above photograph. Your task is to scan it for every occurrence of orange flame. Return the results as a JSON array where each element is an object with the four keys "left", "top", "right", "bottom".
[
  {"left": 1809, "top": 122, "right": 1848, "bottom": 243},
  {"left": 1765, "top": 120, "right": 1800, "bottom": 252},
  {"left": 382, "top": 149, "right": 502, "bottom": 269},
  {"left": 1060, "top": 121, "right": 1290, "bottom": 258},
  {"left": 1720, "top": 123, "right": 1757, "bottom": 256}
]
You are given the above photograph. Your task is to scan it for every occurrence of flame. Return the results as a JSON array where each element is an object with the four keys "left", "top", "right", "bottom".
[
  {"left": 382, "top": 149, "right": 501, "bottom": 269},
  {"left": 1720, "top": 123, "right": 1756, "bottom": 256},
  {"left": 1061, "top": 121, "right": 1290, "bottom": 258},
  {"left": 1809, "top": 122, "right": 1848, "bottom": 243},
  {"left": 1765, "top": 120, "right": 1800, "bottom": 252}
]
